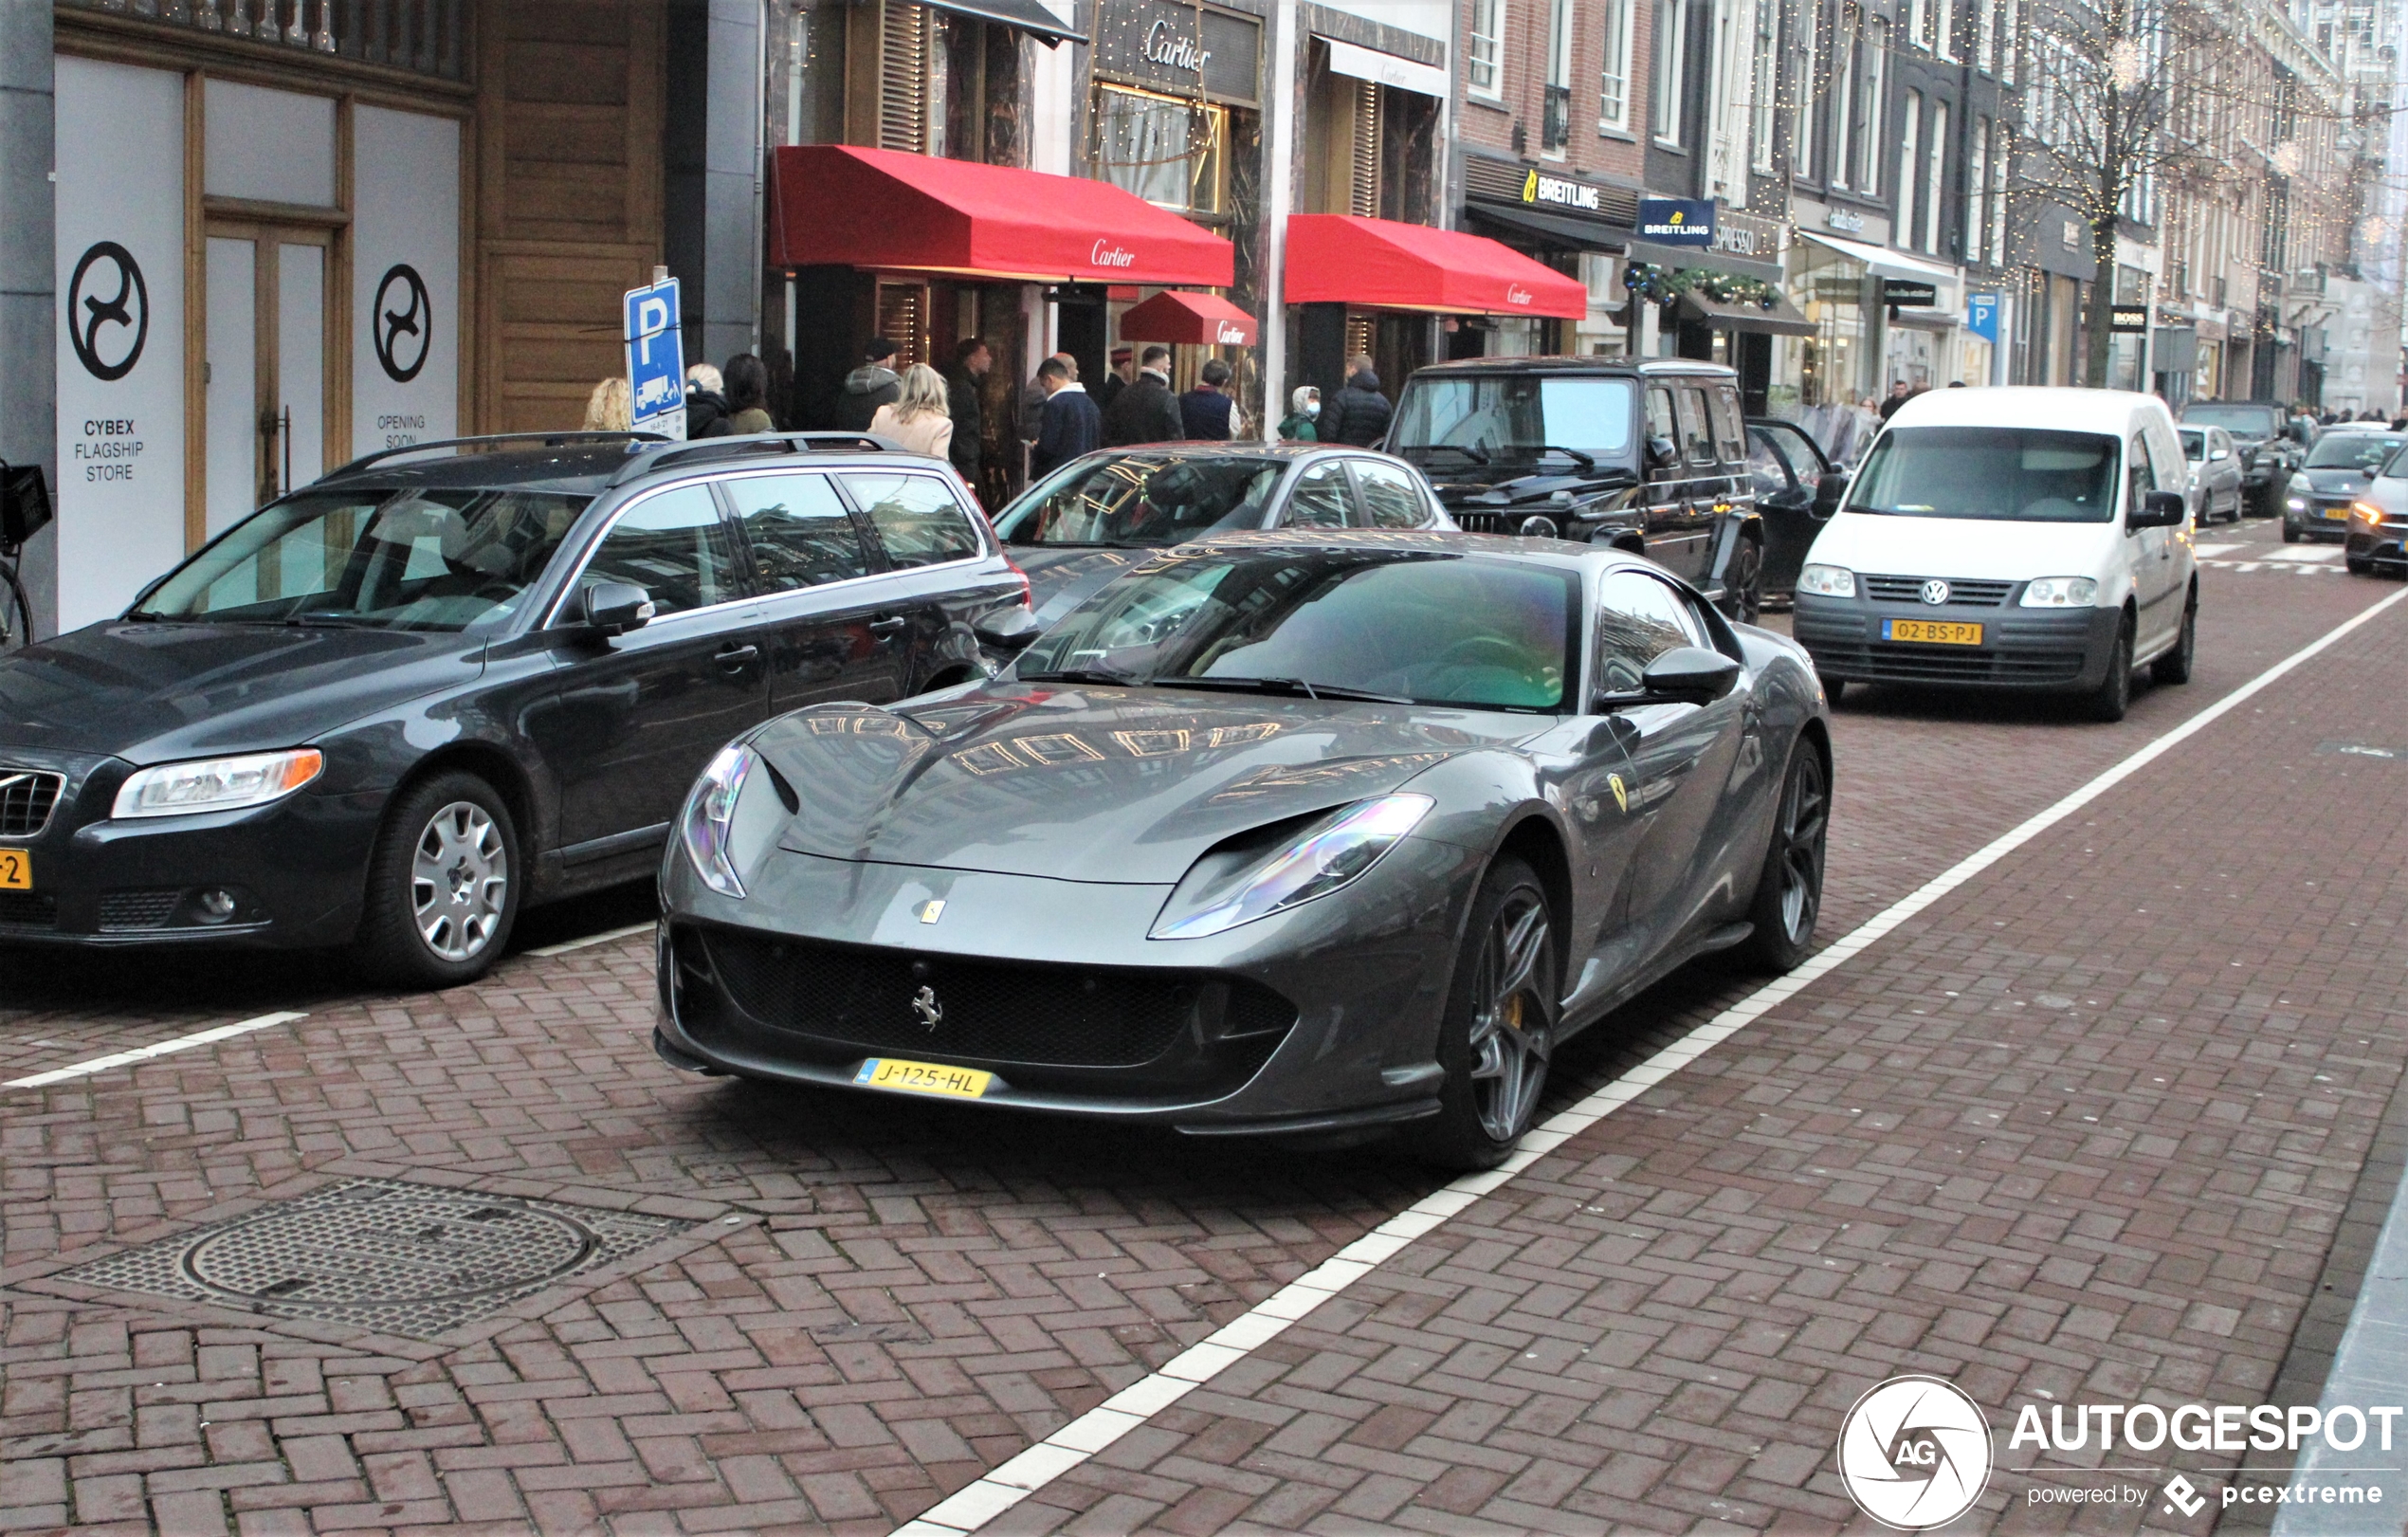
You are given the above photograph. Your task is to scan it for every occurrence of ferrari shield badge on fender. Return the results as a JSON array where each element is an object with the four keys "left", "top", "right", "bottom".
[{"left": 1609, "top": 773, "right": 1629, "bottom": 814}]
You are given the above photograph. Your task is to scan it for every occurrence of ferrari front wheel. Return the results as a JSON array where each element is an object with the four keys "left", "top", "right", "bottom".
[{"left": 1413, "top": 857, "right": 1557, "bottom": 1171}]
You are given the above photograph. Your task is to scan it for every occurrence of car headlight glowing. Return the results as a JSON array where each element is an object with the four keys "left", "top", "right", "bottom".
[
  {"left": 2350, "top": 500, "right": 2385, "bottom": 526},
  {"left": 1797, "top": 563, "right": 1857, "bottom": 597},
  {"left": 2019, "top": 576, "right": 2099, "bottom": 608},
  {"left": 1151, "top": 794, "right": 1432, "bottom": 940},
  {"left": 679, "top": 742, "right": 756, "bottom": 899},
  {"left": 112, "top": 748, "right": 323, "bottom": 819},
  {"left": 2288, "top": 496, "right": 2309, "bottom": 511}
]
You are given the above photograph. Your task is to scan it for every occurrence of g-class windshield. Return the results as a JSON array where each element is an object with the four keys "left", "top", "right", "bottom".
[{"left": 1391, "top": 375, "right": 1638, "bottom": 469}]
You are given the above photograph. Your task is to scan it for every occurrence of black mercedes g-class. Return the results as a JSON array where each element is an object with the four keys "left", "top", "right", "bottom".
[{"left": 1388, "top": 357, "right": 1798, "bottom": 621}]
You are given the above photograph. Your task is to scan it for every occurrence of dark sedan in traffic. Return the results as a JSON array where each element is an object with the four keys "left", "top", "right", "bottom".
[
  {"left": 0, "top": 432, "right": 1025, "bottom": 984},
  {"left": 653, "top": 530, "right": 1832, "bottom": 1165}
]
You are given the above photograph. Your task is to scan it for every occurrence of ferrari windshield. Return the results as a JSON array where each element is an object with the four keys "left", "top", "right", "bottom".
[
  {"left": 1391, "top": 376, "right": 1637, "bottom": 467},
  {"left": 1847, "top": 427, "right": 2121, "bottom": 522},
  {"left": 1018, "top": 548, "right": 1578, "bottom": 712},
  {"left": 994, "top": 453, "right": 1285, "bottom": 548},
  {"left": 135, "top": 487, "right": 591, "bottom": 631}
]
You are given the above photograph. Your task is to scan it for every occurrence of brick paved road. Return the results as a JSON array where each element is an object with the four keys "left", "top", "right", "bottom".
[{"left": 3, "top": 520, "right": 2405, "bottom": 1536}]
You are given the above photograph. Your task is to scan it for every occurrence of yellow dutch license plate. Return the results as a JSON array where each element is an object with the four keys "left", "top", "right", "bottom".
[
  {"left": 1884, "top": 618, "right": 1983, "bottom": 646},
  {"left": 853, "top": 1057, "right": 992, "bottom": 1099},
  {"left": 2324, "top": 504, "right": 2350, "bottom": 520},
  {"left": 0, "top": 850, "right": 28, "bottom": 890}
]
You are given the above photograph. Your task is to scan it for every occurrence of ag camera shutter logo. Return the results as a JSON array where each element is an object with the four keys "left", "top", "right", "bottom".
[{"left": 1838, "top": 1376, "right": 1994, "bottom": 1529}]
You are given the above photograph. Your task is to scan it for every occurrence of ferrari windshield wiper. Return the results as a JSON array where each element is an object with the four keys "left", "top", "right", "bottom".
[
  {"left": 284, "top": 612, "right": 377, "bottom": 629},
  {"left": 1163, "top": 675, "right": 1414, "bottom": 704},
  {"left": 1016, "top": 666, "right": 1147, "bottom": 687}
]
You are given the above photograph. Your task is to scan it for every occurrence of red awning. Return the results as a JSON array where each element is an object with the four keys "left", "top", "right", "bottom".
[
  {"left": 769, "top": 145, "right": 1234, "bottom": 287},
  {"left": 1285, "top": 214, "right": 1589, "bottom": 320},
  {"left": 1117, "top": 290, "right": 1260, "bottom": 346}
]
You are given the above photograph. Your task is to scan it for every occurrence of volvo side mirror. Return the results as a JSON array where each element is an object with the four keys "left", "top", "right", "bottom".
[
  {"left": 579, "top": 580, "right": 655, "bottom": 636},
  {"left": 973, "top": 605, "right": 1043, "bottom": 652}
]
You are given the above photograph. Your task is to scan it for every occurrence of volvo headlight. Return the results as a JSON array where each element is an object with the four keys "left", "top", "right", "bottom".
[
  {"left": 112, "top": 748, "right": 323, "bottom": 819},
  {"left": 679, "top": 743, "right": 757, "bottom": 898},
  {"left": 2019, "top": 576, "right": 2098, "bottom": 608},
  {"left": 1797, "top": 563, "right": 1857, "bottom": 597},
  {"left": 1151, "top": 795, "right": 1432, "bottom": 940}
]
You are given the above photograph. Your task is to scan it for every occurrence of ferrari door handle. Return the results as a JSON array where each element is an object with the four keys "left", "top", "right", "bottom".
[
  {"left": 867, "top": 614, "right": 909, "bottom": 635},
  {"left": 713, "top": 644, "right": 760, "bottom": 669}
]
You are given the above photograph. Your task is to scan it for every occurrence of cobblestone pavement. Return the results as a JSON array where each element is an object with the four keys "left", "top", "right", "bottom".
[{"left": 3, "top": 520, "right": 2405, "bottom": 1536}]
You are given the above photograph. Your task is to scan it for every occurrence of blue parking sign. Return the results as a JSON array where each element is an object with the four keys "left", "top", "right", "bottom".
[
  {"left": 1966, "top": 291, "right": 2001, "bottom": 344},
  {"left": 625, "top": 276, "right": 686, "bottom": 440}
]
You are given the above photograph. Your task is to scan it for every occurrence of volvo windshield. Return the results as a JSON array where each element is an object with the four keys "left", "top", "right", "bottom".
[
  {"left": 134, "top": 487, "right": 591, "bottom": 631},
  {"left": 1018, "top": 549, "right": 1578, "bottom": 712},
  {"left": 1391, "top": 376, "right": 1638, "bottom": 469},
  {"left": 1846, "top": 427, "right": 2121, "bottom": 522}
]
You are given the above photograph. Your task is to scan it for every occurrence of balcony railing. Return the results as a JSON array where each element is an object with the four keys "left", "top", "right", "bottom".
[
  {"left": 61, "top": 0, "right": 470, "bottom": 82},
  {"left": 1542, "top": 84, "right": 1571, "bottom": 154}
]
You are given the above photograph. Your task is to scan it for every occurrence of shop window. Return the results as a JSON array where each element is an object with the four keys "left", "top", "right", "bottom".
[
  {"left": 1469, "top": 0, "right": 1505, "bottom": 99},
  {"left": 1749, "top": 0, "right": 1778, "bottom": 171},
  {"left": 1095, "top": 83, "right": 1227, "bottom": 215},
  {"left": 1600, "top": 0, "right": 1634, "bottom": 129},
  {"left": 940, "top": 14, "right": 1027, "bottom": 165},
  {"left": 1651, "top": 0, "right": 1690, "bottom": 145},
  {"left": 877, "top": 284, "right": 928, "bottom": 367}
]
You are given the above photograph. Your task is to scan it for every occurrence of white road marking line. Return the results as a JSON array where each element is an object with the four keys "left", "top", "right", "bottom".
[
  {"left": 2282, "top": 544, "right": 2345, "bottom": 561},
  {"left": 3, "top": 1012, "right": 309, "bottom": 1089},
  {"left": 2194, "top": 542, "right": 2245, "bottom": 558},
  {"left": 526, "top": 921, "right": 656, "bottom": 957},
  {"left": 885, "top": 581, "right": 2408, "bottom": 1537}
]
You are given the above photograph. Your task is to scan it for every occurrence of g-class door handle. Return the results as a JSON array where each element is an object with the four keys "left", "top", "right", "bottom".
[
  {"left": 867, "top": 615, "right": 909, "bottom": 636},
  {"left": 713, "top": 644, "right": 759, "bottom": 669}
]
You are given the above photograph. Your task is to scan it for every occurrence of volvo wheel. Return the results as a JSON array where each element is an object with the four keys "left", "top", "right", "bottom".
[{"left": 358, "top": 771, "right": 520, "bottom": 987}]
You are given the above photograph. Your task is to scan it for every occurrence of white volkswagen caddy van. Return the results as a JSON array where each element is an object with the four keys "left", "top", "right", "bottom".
[{"left": 1791, "top": 387, "right": 2195, "bottom": 722}]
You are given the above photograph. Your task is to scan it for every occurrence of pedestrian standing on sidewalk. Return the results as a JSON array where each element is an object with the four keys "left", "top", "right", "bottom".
[
  {"left": 834, "top": 339, "right": 903, "bottom": 430},
  {"left": 1095, "top": 346, "right": 1135, "bottom": 414},
  {"left": 1179, "top": 359, "right": 1238, "bottom": 441},
  {"left": 1031, "top": 357, "right": 1101, "bottom": 477},
  {"left": 944, "top": 338, "right": 991, "bottom": 492},
  {"left": 1279, "top": 386, "right": 1322, "bottom": 442},
  {"left": 582, "top": 376, "right": 631, "bottom": 432},
  {"left": 1103, "top": 346, "right": 1185, "bottom": 446},
  {"left": 870, "top": 365, "right": 957, "bottom": 461},
  {"left": 1323, "top": 360, "right": 1392, "bottom": 448},
  {"left": 684, "top": 363, "right": 734, "bottom": 438},
  {"left": 723, "top": 355, "right": 775, "bottom": 435}
]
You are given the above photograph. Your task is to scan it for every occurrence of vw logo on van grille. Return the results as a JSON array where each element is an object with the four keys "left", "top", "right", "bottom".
[{"left": 1920, "top": 579, "right": 1951, "bottom": 605}]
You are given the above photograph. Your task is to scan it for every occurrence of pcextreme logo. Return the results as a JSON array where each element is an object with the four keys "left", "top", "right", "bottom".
[{"left": 1837, "top": 1376, "right": 1995, "bottom": 1529}]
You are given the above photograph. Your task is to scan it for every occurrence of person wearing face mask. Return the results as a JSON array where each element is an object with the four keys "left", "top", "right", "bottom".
[{"left": 1279, "top": 385, "right": 1323, "bottom": 442}]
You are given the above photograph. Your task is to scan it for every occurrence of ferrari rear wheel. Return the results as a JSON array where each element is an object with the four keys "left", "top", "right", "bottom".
[
  {"left": 1735, "top": 739, "right": 1828, "bottom": 973},
  {"left": 1414, "top": 857, "right": 1557, "bottom": 1171}
]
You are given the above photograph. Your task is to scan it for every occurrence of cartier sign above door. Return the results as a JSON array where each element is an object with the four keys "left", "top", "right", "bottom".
[{"left": 1093, "top": 0, "right": 1262, "bottom": 104}]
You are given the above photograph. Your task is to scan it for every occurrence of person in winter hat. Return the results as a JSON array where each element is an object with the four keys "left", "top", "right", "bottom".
[
  {"left": 1278, "top": 385, "right": 1322, "bottom": 442},
  {"left": 684, "top": 362, "right": 734, "bottom": 438},
  {"left": 1323, "top": 359, "right": 1391, "bottom": 448},
  {"left": 834, "top": 339, "right": 903, "bottom": 431},
  {"left": 1102, "top": 345, "right": 1186, "bottom": 446}
]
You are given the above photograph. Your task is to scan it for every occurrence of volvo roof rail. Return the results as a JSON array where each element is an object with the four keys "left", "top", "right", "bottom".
[
  {"left": 602, "top": 431, "right": 910, "bottom": 486},
  {"left": 325, "top": 431, "right": 672, "bottom": 480}
]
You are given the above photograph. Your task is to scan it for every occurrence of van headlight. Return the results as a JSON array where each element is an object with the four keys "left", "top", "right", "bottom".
[
  {"left": 113, "top": 748, "right": 324, "bottom": 819},
  {"left": 2019, "top": 576, "right": 2098, "bottom": 608},
  {"left": 1797, "top": 564, "right": 1856, "bottom": 597},
  {"left": 1151, "top": 795, "right": 1432, "bottom": 940},
  {"left": 679, "top": 743, "right": 756, "bottom": 898}
]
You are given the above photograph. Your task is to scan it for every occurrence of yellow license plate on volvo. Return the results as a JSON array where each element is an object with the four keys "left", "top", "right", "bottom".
[
  {"left": 853, "top": 1057, "right": 993, "bottom": 1099},
  {"left": 0, "top": 850, "right": 28, "bottom": 890},
  {"left": 1883, "top": 618, "right": 1983, "bottom": 646}
]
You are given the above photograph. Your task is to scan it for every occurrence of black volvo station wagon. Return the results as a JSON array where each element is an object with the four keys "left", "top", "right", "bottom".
[{"left": 0, "top": 432, "right": 1028, "bottom": 984}]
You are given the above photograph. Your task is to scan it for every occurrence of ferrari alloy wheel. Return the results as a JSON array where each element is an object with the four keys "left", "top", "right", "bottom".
[
  {"left": 358, "top": 771, "right": 520, "bottom": 987},
  {"left": 1416, "top": 857, "right": 1557, "bottom": 1170},
  {"left": 1737, "top": 738, "right": 1828, "bottom": 973}
]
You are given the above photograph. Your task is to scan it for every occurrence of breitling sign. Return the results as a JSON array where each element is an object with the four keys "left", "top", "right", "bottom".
[{"left": 1522, "top": 168, "right": 1605, "bottom": 213}]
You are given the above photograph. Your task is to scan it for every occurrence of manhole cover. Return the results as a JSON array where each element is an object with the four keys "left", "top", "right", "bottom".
[{"left": 57, "top": 1179, "right": 692, "bottom": 1339}]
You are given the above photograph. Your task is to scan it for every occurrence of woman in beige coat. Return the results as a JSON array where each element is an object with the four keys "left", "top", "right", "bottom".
[{"left": 868, "top": 364, "right": 955, "bottom": 460}]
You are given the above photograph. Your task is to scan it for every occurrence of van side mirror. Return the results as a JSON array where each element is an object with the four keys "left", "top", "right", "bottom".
[
  {"left": 578, "top": 580, "right": 655, "bottom": 636},
  {"left": 1812, "top": 473, "right": 1847, "bottom": 519},
  {"left": 2133, "top": 490, "right": 2187, "bottom": 529}
]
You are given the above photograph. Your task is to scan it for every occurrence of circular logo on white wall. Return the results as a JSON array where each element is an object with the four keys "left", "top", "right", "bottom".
[
  {"left": 372, "top": 264, "right": 431, "bottom": 384},
  {"left": 1836, "top": 1376, "right": 1993, "bottom": 1529},
  {"left": 67, "top": 241, "right": 150, "bottom": 382}
]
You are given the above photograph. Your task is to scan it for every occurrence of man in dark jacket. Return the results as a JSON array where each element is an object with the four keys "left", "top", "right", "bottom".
[
  {"left": 834, "top": 338, "right": 902, "bottom": 430},
  {"left": 1095, "top": 346, "right": 1135, "bottom": 414},
  {"left": 945, "top": 338, "right": 991, "bottom": 489},
  {"left": 684, "top": 363, "right": 735, "bottom": 439},
  {"left": 1323, "top": 365, "right": 1392, "bottom": 447},
  {"left": 1031, "top": 357, "right": 1101, "bottom": 477},
  {"left": 1103, "top": 345, "right": 1186, "bottom": 446},
  {"left": 1179, "top": 358, "right": 1237, "bottom": 440}
]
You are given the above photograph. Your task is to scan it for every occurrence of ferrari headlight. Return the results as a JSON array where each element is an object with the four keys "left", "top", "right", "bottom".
[
  {"left": 2018, "top": 576, "right": 2098, "bottom": 608},
  {"left": 679, "top": 742, "right": 756, "bottom": 898},
  {"left": 1797, "top": 563, "right": 1857, "bottom": 597},
  {"left": 112, "top": 748, "right": 323, "bottom": 819},
  {"left": 1150, "top": 794, "right": 1432, "bottom": 940}
]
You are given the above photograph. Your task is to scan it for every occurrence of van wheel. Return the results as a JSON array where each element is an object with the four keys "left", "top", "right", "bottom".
[
  {"left": 2151, "top": 595, "right": 2197, "bottom": 685},
  {"left": 2085, "top": 615, "right": 2134, "bottom": 723},
  {"left": 356, "top": 772, "right": 520, "bottom": 988}
]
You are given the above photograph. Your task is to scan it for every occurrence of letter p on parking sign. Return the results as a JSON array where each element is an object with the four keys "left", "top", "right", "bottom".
[{"left": 625, "top": 276, "right": 687, "bottom": 441}]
